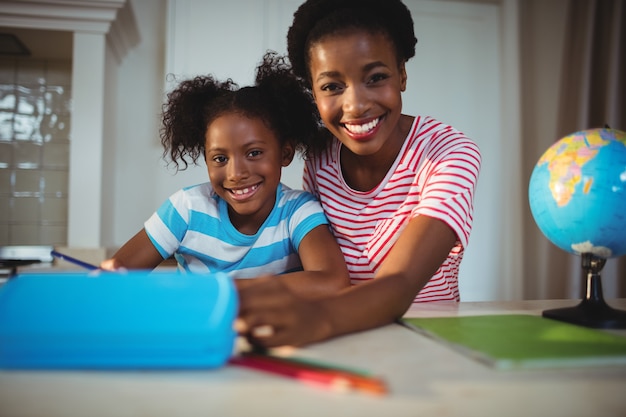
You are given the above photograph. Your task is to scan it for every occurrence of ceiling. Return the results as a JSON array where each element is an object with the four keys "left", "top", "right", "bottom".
[{"left": 0, "top": 27, "right": 72, "bottom": 60}]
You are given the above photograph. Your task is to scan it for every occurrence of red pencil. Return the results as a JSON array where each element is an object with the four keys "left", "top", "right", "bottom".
[
  {"left": 228, "top": 353, "right": 388, "bottom": 395},
  {"left": 249, "top": 353, "right": 388, "bottom": 395},
  {"left": 229, "top": 355, "right": 351, "bottom": 392}
]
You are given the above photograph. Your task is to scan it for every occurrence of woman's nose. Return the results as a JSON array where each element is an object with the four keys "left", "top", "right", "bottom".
[{"left": 342, "top": 85, "right": 369, "bottom": 117}]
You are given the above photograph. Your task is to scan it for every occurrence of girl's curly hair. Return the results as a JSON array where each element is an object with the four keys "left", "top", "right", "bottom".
[
  {"left": 287, "top": 0, "right": 417, "bottom": 88},
  {"left": 160, "top": 51, "right": 329, "bottom": 170}
]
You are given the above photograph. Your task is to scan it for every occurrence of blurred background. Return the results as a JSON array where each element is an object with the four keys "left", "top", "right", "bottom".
[{"left": 0, "top": 0, "right": 623, "bottom": 301}]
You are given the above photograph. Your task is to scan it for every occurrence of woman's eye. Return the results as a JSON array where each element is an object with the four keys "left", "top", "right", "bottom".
[
  {"left": 369, "top": 73, "right": 389, "bottom": 84},
  {"left": 212, "top": 155, "right": 227, "bottom": 164}
]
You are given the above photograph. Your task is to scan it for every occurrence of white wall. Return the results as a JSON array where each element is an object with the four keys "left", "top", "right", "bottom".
[
  {"left": 106, "top": 0, "right": 520, "bottom": 301},
  {"left": 104, "top": 0, "right": 169, "bottom": 248}
]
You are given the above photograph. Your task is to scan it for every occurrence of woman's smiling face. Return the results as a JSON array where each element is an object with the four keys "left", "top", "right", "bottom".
[
  {"left": 308, "top": 30, "right": 407, "bottom": 158},
  {"left": 204, "top": 112, "right": 293, "bottom": 233}
]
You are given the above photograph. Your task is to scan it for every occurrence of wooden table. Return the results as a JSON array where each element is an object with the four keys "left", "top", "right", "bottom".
[{"left": 1, "top": 299, "right": 625, "bottom": 417}]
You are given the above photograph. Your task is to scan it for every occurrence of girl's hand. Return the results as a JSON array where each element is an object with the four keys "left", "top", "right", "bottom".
[
  {"left": 100, "top": 229, "right": 164, "bottom": 270},
  {"left": 99, "top": 258, "right": 127, "bottom": 271},
  {"left": 235, "top": 276, "right": 333, "bottom": 348}
]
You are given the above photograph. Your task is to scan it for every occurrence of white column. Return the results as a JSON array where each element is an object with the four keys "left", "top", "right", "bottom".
[{"left": 67, "top": 32, "right": 105, "bottom": 247}]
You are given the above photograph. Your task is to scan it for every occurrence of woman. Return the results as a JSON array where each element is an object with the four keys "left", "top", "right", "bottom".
[{"left": 236, "top": 0, "right": 481, "bottom": 347}]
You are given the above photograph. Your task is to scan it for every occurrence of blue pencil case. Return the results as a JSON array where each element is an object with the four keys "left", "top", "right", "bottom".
[{"left": 0, "top": 270, "right": 238, "bottom": 369}]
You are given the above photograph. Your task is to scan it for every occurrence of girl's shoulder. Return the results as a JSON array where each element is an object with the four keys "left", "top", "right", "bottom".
[
  {"left": 278, "top": 183, "right": 318, "bottom": 204},
  {"left": 172, "top": 182, "right": 219, "bottom": 206},
  {"left": 181, "top": 181, "right": 214, "bottom": 193}
]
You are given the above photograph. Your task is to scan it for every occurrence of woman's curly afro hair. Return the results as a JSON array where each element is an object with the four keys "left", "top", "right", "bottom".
[{"left": 287, "top": 0, "right": 417, "bottom": 88}]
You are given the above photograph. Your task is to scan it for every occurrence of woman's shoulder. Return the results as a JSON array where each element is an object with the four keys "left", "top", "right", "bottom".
[
  {"left": 399, "top": 116, "right": 481, "bottom": 176},
  {"left": 411, "top": 115, "right": 465, "bottom": 137},
  {"left": 409, "top": 115, "right": 480, "bottom": 152}
]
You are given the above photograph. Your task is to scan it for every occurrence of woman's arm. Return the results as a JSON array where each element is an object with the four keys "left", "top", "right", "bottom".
[
  {"left": 100, "top": 229, "right": 164, "bottom": 270},
  {"left": 236, "top": 215, "right": 456, "bottom": 347}
]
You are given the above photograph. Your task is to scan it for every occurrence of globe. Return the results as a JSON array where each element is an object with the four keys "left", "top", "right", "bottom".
[{"left": 528, "top": 127, "right": 626, "bottom": 259}]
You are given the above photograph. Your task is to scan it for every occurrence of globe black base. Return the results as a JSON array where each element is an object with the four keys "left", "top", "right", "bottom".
[
  {"left": 543, "top": 300, "right": 626, "bottom": 329},
  {"left": 542, "top": 253, "right": 626, "bottom": 329}
]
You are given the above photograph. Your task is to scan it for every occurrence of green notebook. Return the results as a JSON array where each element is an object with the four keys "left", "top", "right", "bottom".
[{"left": 402, "top": 315, "right": 626, "bottom": 370}]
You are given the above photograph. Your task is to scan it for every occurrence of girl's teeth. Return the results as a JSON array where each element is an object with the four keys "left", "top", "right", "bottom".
[
  {"left": 345, "top": 118, "right": 380, "bottom": 134},
  {"left": 234, "top": 185, "right": 257, "bottom": 195}
]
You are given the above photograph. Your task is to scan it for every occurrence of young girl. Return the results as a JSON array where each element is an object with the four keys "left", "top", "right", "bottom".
[
  {"left": 101, "top": 52, "right": 349, "bottom": 297},
  {"left": 236, "top": 0, "right": 482, "bottom": 346}
]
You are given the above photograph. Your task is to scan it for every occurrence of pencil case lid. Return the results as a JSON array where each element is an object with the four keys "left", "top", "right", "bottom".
[{"left": 0, "top": 270, "right": 238, "bottom": 369}]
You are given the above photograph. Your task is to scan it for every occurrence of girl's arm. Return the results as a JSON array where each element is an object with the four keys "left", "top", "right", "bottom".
[
  {"left": 236, "top": 215, "right": 455, "bottom": 347},
  {"left": 100, "top": 229, "right": 164, "bottom": 270},
  {"left": 237, "top": 224, "right": 351, "bottom": 298},
  {"left": 282, "top": 224, "right": 351, "bottom": 295}
]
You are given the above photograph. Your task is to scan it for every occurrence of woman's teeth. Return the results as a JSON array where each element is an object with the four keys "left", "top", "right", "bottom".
[{"left": 345, "top": 118, "right": 380, "bottom": 134}]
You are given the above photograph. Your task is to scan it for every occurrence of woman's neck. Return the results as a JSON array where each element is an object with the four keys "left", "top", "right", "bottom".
[{"left": 340, "top": 115, "right": 413, "bottom": 192}]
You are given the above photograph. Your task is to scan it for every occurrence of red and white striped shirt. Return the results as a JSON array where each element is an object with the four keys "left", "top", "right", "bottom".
[{"left": 303, "top": 116, "right": 481, "bottom": 302}]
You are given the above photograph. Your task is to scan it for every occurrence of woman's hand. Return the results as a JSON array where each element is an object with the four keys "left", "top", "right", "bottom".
[{"left": 235, "top": 276, "right": 334, "bottom": 348}]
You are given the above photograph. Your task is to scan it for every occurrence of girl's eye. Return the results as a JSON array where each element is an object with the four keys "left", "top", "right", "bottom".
[
  {"left": 320, "top": 82, "right": 343, "bottom": 93},
  {"left": 248, "top": 149, "right": 262, "bottom": 158}
]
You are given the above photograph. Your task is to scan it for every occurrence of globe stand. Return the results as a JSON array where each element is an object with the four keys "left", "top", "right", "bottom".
[{"left": 542, "top": 253, "right": 626, "bottom": 329}]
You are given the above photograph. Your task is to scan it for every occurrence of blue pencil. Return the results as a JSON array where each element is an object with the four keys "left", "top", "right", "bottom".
[{"left": 50, "top": 250, "right": 99, "bottom": 270}]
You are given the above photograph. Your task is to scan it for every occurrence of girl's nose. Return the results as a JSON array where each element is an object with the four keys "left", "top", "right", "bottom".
[{"left": 227, "top": 157, "right": 249, "bottom": 181}]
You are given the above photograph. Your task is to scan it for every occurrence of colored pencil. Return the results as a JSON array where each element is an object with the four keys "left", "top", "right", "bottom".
[
  {"left": 50, "top": 250, "right": 99, "bottom": 270},
  {"left": 229, "top": 355, "right": 352, "bottom": 392},
  {"left": 252, "top": 353, "right": 388, "bottom": 394},
  {"left": 229, "top": 353, "right": 388, "bottom": 395}
]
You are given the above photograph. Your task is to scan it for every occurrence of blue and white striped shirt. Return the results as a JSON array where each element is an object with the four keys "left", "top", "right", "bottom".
[{"left": 144, "top": 182, "right": 328, "bottom": 278}]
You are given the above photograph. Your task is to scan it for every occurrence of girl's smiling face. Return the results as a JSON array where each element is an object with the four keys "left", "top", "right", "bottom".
[
  {"left": 308, "top": 30, "right": 408, "bottom": 159},
  {"left": 205, "top": 113, "right": 293, "bottom": 234}
]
